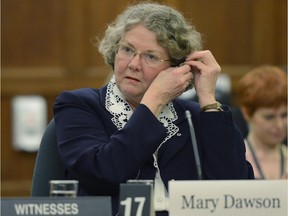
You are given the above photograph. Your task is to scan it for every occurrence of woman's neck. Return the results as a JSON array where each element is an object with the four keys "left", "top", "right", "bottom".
[
  {"left": 247, "top": 134, "right": 279, "bottom": 154},
  {"left": 126, "top": 99, "right": 138, "bottom": 111},
  {"left": 246, "top": 134, "right": 284, "bottom": 179}
]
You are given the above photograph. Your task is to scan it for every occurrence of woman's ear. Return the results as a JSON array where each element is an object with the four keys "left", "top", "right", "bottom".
[{"left": 240, "top": 106, "right": 251, "bottom": 122}]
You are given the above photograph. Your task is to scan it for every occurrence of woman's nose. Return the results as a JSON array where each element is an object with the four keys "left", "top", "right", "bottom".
[{"left": 128, "top": 53, "right": 142, "bottom": 70}]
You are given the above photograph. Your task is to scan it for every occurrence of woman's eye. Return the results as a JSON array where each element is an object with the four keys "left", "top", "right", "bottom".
[
  {"left": 281, "top": 112, "right": 287, "bottom": 119},
  {"left": 121, "top": 46, "right": 134, "bottom": 54},
  {"left": 145, "top": 53, "right": 159, "bottom": 62},
  {"left": 264, "top": 115, "right": 275, "bottom": 121}
]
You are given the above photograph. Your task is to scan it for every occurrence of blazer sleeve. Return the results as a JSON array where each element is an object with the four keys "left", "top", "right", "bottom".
[{"left": 198, "top": 106, "right": 254, "bottom": 179}]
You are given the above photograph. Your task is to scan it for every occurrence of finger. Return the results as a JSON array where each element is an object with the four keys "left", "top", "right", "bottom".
[
  {"left": 183, "top": 69, "right": 194, "bottom": 80},
  {"left": 185, "top": 78, "right": 194, "bottom": 91},
  {"left": 186, "top": 50, "right": 217, "bottom": 65},
  {"left": 177, "top": 64, "right": 192, "bottom": 74},
  {"left": 187, "top": 61, "right": 206, "bottom": 73}
]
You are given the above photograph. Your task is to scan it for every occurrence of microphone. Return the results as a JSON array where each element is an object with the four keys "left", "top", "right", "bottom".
[{"left": 185, "top": 110, "right": 203, "bottom": 180}]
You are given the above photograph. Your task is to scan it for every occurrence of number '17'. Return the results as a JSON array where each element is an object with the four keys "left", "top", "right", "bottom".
[{"left": 120, "top": 197, "right": 146, "bottom": 216}]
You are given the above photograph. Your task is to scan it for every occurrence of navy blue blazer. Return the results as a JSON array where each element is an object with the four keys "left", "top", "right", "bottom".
[{"left": 54, "top": 86, "right": 254, "bottom": 215}]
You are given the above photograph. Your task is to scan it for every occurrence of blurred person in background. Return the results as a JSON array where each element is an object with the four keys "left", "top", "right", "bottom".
[{"left": 235, "top": 65, "right": 287, "bottom": 179}]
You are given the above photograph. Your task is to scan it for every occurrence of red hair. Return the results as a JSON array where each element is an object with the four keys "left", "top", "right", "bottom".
[{"left": 236, "top": 65, "right": 287, "bottom": 117}]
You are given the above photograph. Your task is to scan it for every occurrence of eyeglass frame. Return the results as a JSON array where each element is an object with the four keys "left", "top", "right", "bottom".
[{"left": 115, "top": 43, "right": 171, "bottom": 67}]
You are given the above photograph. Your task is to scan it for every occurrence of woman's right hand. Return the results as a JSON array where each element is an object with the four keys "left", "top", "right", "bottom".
[{"left": 141, "top": 64, "right": 192, "bottom": 116}]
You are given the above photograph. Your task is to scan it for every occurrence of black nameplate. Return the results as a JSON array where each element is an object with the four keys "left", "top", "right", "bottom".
[
  {"left": 119, "top": 180, "right": 154, "bottom": 216},
  {"left": 1, "top": 196, "right": 112, "bottom": 216}
]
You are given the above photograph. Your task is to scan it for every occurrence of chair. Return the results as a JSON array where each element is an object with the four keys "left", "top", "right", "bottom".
[{"left": 31, "top": 119, "right": 66, "bottom": 196}]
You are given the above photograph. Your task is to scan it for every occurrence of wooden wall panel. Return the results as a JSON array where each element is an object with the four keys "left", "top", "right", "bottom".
[
  {"left": 251, "top": 0, "right": 287, "bottom": 64},
  {"left": 176, "top": 0, "right": 287, "bottom": 65},
  {"left": 3, "top": 0, "right": 286, "bottom": 68},
  {"left": 2, "top": 0, "right": 65, "bottom": 66},
  {"left": 1, "top": 0, "right": 286, "bottom": 197}
]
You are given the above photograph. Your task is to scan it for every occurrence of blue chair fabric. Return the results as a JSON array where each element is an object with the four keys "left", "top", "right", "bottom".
[{"left": 31, "top": 119, "right": 66, "bottom": 196}]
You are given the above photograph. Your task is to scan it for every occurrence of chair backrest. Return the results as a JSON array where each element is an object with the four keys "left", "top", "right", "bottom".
[{"left": 31, "top": 119, "right": 66, "bottom": 196}]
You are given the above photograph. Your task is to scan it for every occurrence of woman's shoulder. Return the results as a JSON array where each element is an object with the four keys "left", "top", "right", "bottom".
[
  {"left": 69, "top": 87, "right": 101, "bottom": 96},
  {"left": 60, "top": 86, "right": 107, "bottom": 100},
  {"left": 55, "top": 86, "right": 108, "bottom": 108}
]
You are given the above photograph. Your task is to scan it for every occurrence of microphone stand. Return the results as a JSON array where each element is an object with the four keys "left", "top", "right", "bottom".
[{"left": 185, "top": 110, "right": 203, "bottom": 180}]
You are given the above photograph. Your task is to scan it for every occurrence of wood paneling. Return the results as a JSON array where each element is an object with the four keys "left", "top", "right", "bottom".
[
  {"left": 1, "top": 0, "right": 286, "bottom": 197},
  {"left": 2, "top": 0, "right": 65, "bottom": 66},
  {"left": 1, "top": 66, "right": 112, "bottom": 95}
]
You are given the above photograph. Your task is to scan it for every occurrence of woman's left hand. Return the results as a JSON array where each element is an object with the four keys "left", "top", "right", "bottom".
[{"left": 185, "top": 50, "right": 221, "bottom": 107}]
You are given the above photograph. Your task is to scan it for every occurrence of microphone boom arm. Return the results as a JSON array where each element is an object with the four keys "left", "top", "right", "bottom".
[{"left": 185, "top": 110, "right": 203, "bottom": 180}]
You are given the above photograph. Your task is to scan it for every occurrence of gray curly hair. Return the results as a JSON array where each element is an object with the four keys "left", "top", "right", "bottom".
[{"left": 98, "top": 1, "right": 202, "bottom": 68}]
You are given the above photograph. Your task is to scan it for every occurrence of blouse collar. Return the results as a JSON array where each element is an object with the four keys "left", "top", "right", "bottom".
[{"left": 105, "top": 76, "right": 179, "bottom": 145}]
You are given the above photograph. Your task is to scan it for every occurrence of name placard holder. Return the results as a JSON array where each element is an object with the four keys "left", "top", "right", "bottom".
[
  {"left": 119, "top": 180, "right": 155, "bottom": 216},
  {"left": 1, "top": 196, "right": 112, "bottom": 216},
  {"left": 169, "top": 180, "right": 287, "bottom": 216}
]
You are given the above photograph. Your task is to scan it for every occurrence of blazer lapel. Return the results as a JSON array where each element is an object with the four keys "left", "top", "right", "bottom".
[{"left": 157, "top": 107, "right": 191, "bottom": 167}]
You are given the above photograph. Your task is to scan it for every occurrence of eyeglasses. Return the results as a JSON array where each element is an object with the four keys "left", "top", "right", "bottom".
[{"left": 116, "top": 44, "right": 171, "bottom": 67}]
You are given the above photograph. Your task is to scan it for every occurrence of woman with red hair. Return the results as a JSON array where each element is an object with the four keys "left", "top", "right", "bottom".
[{"left": 236, "top": 65, "right": 287, "bottom": 179}]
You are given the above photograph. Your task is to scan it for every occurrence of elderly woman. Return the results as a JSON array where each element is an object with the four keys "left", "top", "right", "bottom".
[
  {"left": 54, "top": 2, "right": 254, "bottom": 215},
  {"left": 236, "top": 65, "right": 287, "bottom": 180}
]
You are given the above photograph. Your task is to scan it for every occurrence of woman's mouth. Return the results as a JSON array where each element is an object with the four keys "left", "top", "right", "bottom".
[{"left": 125, "top": 76, "right": 140, "bottom": 82}]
